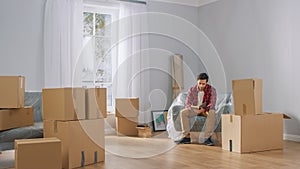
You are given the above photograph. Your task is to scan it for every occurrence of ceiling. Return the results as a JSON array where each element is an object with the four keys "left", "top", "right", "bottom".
[{"left": 151, "top": 0, "right": 220, "bottom": 7}]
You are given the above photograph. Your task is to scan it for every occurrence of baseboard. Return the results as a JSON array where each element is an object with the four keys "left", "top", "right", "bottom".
[{"left": 284, "top": 134, "right": 300, "bottom": 142}]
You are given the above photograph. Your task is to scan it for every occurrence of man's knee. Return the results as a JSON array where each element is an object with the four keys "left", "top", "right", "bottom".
[
  {"left": 207, "top": 110, "right": 216, "bottom": 119},
  {"left": 180, "top": 108, "right": 190, "bottom": 117}
]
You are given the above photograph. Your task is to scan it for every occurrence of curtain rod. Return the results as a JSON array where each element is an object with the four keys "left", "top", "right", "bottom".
[{"left": 118, "top": 0, "right": 147, "bottom": 5}]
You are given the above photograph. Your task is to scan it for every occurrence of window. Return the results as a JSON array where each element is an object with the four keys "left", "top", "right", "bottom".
[{"left": 82, "top": 3, "right": 119, "bottom": 112}]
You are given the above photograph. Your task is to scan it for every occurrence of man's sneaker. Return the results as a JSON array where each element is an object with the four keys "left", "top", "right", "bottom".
[
  {"left": 176, "top": 137, "right": 191, "bottom": 144},
  {"left": 204, "top": 137, "right": 214, "bottom": 146}
]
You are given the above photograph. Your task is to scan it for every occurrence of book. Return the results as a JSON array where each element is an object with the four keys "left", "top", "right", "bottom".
[
  {"left": 191, "top": 103, "right": 207, "bottom": 110},
  {"left": 191, "top": 105, "right": 199, "bottom": 110}
]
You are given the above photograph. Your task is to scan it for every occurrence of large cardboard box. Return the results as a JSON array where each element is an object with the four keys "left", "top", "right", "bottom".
[
  {"left": 116, "top": 117, "right": 138, "bottom": 136},
  {"left": 232, "top": 79, "right": 262, "bottom": 115},
  {"left": 15, "top": 138, "right": 61, "bottom": 169},
  {"left": 42, "top": 88, "right": 85, "bottom": 120},
  {"left": 0, "top": 107, "right": 34, "bottom": 131},
  {"left": 0, "top": 76, "right": 25, "bottom": 108},
  {"left": 86, "top": 88, "right": 107, "bottom": 119},
  {"left": 44, "top": 119, "right": 105, "bottom": 169},
  {"left": 222, "top": 113, "right": 283, "bottom": 153},
  {"left": 115, "top": 98, "right": 139, "bottom": 118}
]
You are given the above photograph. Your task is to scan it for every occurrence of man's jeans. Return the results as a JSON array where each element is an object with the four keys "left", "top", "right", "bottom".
[{"left": 180, "top": 108, "right": 215, "bottom": 139}]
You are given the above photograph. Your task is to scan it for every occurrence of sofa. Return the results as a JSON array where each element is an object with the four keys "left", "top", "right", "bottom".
[
  {"left": 166, "top": 92, "right": 234, "bottom": 142},
  {"left": 0, "top": 92, "right": 43, "bottom": 151}
]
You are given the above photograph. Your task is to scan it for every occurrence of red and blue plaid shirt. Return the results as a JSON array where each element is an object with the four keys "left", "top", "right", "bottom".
[{"left": 185, "top": 84, "right": 217, "bottom": 111}]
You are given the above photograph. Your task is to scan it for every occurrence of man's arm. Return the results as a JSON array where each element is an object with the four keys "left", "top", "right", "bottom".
[
  {"left": 185, "top": 87, "right": 193, "bottom": 109},
  {"left": 205, "top": 87, "right": 217, "bottom": 112}
]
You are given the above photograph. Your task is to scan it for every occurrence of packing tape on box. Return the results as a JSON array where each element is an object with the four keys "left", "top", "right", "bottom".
[
  {"left": 81, "top": 151, "right": 85, "bottom": 167},
  {"left": 54, "top": 121, "right": 58, "bottom": 133},
  {"left": 94, "top": 151, "right": 98, "bottom": 164}
]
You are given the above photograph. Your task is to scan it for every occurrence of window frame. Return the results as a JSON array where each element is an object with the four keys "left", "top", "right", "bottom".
[{"left": 83, "top": 2, "right": 119, "bottom": 113}]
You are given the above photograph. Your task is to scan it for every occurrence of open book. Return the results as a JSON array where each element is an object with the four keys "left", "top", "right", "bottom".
[
  {"left": 191, "top": 105, "right": 200, "bottom": 110},
  {"left": 191, "top": 103, "right": 207, "bottom": 110}
]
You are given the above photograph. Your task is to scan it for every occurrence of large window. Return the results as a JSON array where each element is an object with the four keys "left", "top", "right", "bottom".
[{"left": 82, "top": 4, "right": 119, "bottom": 112}]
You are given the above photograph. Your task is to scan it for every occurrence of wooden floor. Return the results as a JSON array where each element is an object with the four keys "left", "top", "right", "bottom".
[
  {"left": 82, "top": 140, "right": 300, "bottom": 169},
  {"left": 1, "top": 138, "right": 300, "bottom": 169}
]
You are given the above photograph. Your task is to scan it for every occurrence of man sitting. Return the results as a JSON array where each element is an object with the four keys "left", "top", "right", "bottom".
[{"left": 176, "top": 73, "right": 216, "bottom": 145}]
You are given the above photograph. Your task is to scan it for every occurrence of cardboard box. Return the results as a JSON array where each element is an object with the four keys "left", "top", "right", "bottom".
[
  {"left": 0, "top": 107, "right": 34, "bottom": 131},
  {"left": 86, "top": 88, "right": 107, "bottom": 119},
  {"left": 0, "top": 76, "right": 25, "bottom": 108},
  {"left": 136, "top": 126, "right": 152, "bottom": 138},
  {"left": 222, "top": 113, "right": 283, "bottom": 153},
  {"left": 115, "top": 98, "right": 139, "bottom": 118},
  {"left": 116, "top": 117, "right": 138, "bottom": 136},
  {"left": 232, "top": 79, "right": 262, "bottom": 115},
  {"left": 42, "top": 88, "right": 85, "bottom": 120},
  {"left": 15, "top": 138, "right": 61, "bottom": 169},
  {"left": 44, "top": 119, "right": 105, "bottom": 169}
]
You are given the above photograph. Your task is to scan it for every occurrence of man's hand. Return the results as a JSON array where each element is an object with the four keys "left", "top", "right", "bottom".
[
  {"left": 197, "top": 107, "right": 209, "bottom": 117},
  {"left": 197, "top": 107, "right": 205, "bottom": 115}
]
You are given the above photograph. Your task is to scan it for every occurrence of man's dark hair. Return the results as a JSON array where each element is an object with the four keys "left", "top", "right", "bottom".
[{"left": 197, "top": 73, "right": 209, "bottom": 82}]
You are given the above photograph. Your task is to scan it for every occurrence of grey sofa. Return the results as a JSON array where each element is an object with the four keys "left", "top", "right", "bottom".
[{"left": 0, "top": 92, "right": 43, "bottom": 151}]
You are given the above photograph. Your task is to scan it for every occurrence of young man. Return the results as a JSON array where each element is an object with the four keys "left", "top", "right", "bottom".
[{"left": 177, "top": 73, "right": 217, "bottom": 145}]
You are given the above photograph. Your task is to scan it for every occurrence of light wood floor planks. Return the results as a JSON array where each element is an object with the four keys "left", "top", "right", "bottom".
[
  {"left": 81, "top": 139, "right": 300, "bottom": 169},
  {"left": 1, "top": 138, "right": 300, "bottom": 169}
]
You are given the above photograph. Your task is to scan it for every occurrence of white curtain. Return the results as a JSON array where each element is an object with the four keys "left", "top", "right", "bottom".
[
  {"left": 44, "top": 0, "right": 83, "bottom": 88},
  {"left": 114, "top": 2, "right": 150, "bottom": 124},
  {"left": 115, "top": 3, "right": 148, "bottom": 98}
]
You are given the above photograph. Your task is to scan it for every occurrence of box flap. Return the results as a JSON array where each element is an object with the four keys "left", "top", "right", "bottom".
[
  {"left": 263, "top": 112, "right": 291, "bottom": 119},
  {"left": 283, "top": 114, "right": 291, "bottom": 119}
]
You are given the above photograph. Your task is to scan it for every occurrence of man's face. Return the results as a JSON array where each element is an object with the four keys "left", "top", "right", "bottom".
[{"left": 198, "top": 79, "right": 207, "bottom": 91}]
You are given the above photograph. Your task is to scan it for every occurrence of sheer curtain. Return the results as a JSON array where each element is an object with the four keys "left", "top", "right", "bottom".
[
  {"left": 115, "top": 3, "right": 147, "bottom": 97},
  {"left": 114, "top": 2, "right": 150, "bottom": 123},
  {"left": 44, "top": 0, "right": 83, "bottom": 88}
]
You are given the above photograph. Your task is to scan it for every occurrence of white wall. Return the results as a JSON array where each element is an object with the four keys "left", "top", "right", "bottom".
[
  {"left": 147, "top": 1, "right": 205, "bottom": 110},
  {"left": 0, "top": 0, "right": 45, "bottom": 91},
  {"left": 198, "top": 0, "right": 300, "bottom": 137}
]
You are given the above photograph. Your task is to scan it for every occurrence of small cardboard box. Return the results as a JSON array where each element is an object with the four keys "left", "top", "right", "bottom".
[
  {"left": 0, "top": 107, "right": 34, "bottom": 131},
  {"left": 15, "top": 137, "right": 62, "bottom": 169},
  {"left": 116, "top": 117, "right": 138, "bottom": 136},
  {"left": 0, "top": 76, "right": 25, "bottom": 108},
  {"left": 42, "top": 88, "right": 85, "bottom": 120},
  {"left": 136, "top": 126, "right": 152, "bottom": 138},
  {"left": 115, "top": 98, "right": 139, "bottom": 118},
  {"left": 44, "top": 119, "right": 105, "bottom": 169},
  {"left": 232, "top": 79, "right": 262, "bottom": 115},
  {"left": 222, "top": 113, "right": 283, "bottom": 153},
  {"left": 86, "top": 88, "right": 107, "bottom": 119}
]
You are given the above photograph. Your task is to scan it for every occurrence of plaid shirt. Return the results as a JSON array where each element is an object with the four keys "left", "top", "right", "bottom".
[{"left": 185, "top": 84, "right": 217, "bottom": 111}]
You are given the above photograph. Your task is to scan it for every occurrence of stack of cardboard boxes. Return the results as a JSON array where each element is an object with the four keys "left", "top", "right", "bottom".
[
  {"left": 43, "top": 88, "right": 107, "bottom": 169},
  {"left": 115, "top": 98, "right": 139, "bottom": 136},
  {"left": 222, "top": 79, "right": 285, "bottom": 153},
  {"left": 0, "top": 76, "right": 62, "bottom": 169},
  {"left": 0, "top": 76, "right": 34, "bottom": 131}
]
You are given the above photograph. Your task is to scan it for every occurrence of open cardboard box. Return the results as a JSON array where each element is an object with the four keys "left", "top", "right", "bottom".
[{"left": 222, "top": 113, "right": 290, "bottom": 153}]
